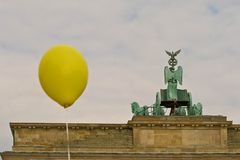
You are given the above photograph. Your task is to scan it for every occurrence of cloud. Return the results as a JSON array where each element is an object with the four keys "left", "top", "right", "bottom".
[{"left": 0, "top": 0, "right": 240, "bottom": 154}]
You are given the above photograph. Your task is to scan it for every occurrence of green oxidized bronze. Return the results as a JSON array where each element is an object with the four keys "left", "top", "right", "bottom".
[
  {"left": 187, "top": 102, "right": 203, "bottom": 116},
  {"left": 131, "top": 102, "right": 149, "bottom": 116},
  {"left": 152, "top": 92, "right": 165, "bottom": 116},
  {"left": 131, "top": 49, "right": 203, "bottom": 116},
  {"left": 164, "top": 52, "right": 183, "bottom": 101}
]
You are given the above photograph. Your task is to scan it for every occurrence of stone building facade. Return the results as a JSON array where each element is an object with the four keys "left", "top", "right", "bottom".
[{"left": 1, "top": 116, "right": 240, "bottom": 159}]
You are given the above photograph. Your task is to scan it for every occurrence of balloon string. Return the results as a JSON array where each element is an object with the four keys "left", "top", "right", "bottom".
[{"left": 66, "top": 123, "right": 71, "bottom": 160}]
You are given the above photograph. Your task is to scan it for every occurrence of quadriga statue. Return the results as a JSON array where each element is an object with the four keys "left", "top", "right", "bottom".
[{"left": 131, "top": 102, "right": 149, "bottom": 116}]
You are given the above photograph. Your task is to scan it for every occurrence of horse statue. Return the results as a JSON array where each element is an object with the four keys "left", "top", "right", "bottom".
[
  {"left": 187, "top": 102, "right": 203, "bottom": 116},
  {"left": 153, "top": 92, "right": 165, "bottom": 116},
  {"left": 174, "top": 107, "right": 186, "bottom": 116},
  {"left": 131, "top": 102, "right": 149, "bottom": 116}
]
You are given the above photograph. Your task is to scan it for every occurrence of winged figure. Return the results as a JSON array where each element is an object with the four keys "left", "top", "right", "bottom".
[
  {"left": 164, "top": 66, "right": 183, "bottom": 100},
  {"left": 164, "top": 66, "right": 183, "bottom": 85}
]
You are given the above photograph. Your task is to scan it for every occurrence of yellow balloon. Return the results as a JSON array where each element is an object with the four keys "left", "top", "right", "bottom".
[{"left": 39, "top": 45, "right": 88, "bottom": 108}]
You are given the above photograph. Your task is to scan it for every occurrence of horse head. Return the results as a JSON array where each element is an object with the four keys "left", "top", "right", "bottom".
[
  {"left": 131, "top": 102, "right": 140, "bottom": 113},
  {"left": 196, "top": 102, "right": 203, "bottom": 115}
]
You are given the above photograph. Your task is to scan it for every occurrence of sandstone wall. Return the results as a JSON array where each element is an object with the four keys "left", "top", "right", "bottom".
[
  {"left": 2, "top": 116, "right": 240, "bottom": 160},
  {"left": 228, "top": 124, "right": 240, "bottom": 152},
  {"left": 11, "top": 123, "right": 132, "bottom": 152}
]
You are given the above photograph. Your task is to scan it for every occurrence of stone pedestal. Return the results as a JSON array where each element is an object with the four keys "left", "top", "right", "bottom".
[
  {"left": 1, "top": 116, "right": 240, "bottom": 160},
  {"left": 129, "top": 116, "right": 230, "bottom": 152}
]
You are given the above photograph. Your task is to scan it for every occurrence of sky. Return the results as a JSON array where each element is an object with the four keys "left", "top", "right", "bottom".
[{"left": 1, "top": 0, "right": 240, "bottom": 154}]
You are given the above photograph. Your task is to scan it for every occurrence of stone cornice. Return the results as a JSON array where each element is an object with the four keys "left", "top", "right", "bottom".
[
  {"left": 128, "top": 116, "right": 232, "bottom": 128},
  {"left": 2, "top": 151, "right": 240, "bottom": 158},
  {"left": 228, "top": 124, "right": 240, "bottom": 131},
  {"left": 10, "top": 123, "right": 130, "bottom": 130}
]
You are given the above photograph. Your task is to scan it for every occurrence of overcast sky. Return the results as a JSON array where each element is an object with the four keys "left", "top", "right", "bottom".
[{"left": 1, "top": 0, "right": 240, "bottom": 154}]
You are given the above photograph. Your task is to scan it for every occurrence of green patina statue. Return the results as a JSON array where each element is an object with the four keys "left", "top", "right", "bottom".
[
  {"left": 164, "top": 50, "right": 182, "bottom": 101},
  {"left": 187, "top": 102, "right": 203, "bottom": 116},
  {"left": 131, "top": 49, "right": 203, "bottom": 116},
  {"left": 153, "top": 92, "right": 165, "bottom": 116},
  {"left": 174, "top": 107, "right": 187, "bottom": 116},
  {"left": 131, "top": 102, "right": 149, "bottom": 116}
]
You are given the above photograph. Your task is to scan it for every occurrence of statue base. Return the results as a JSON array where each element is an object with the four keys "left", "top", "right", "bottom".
[{"left": 129, "top": 116, "right": 231, "bottom": 151}]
